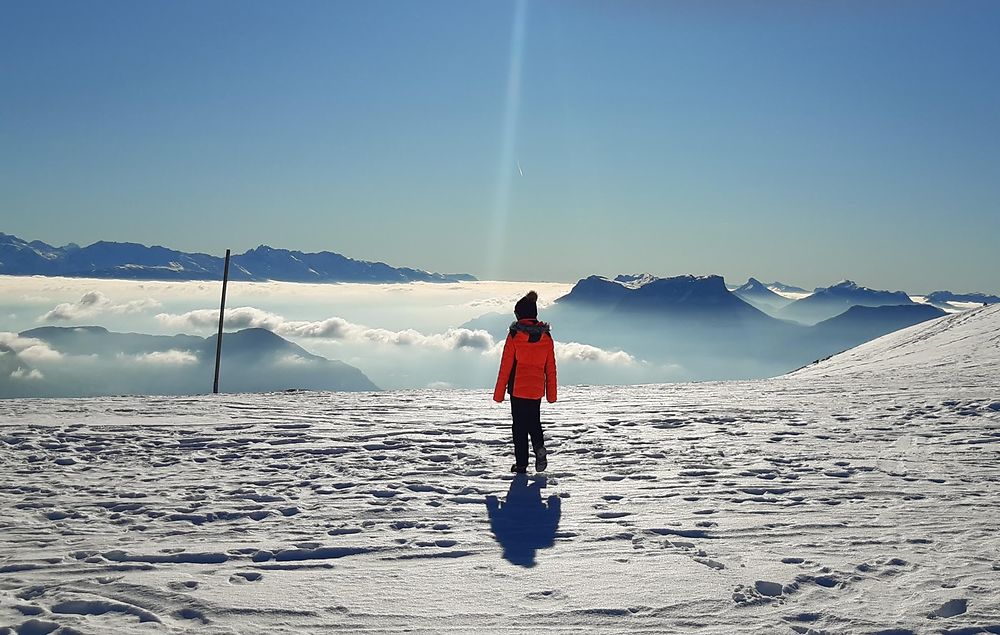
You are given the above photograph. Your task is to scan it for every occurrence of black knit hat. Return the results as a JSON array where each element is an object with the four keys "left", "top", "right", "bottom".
[{"left": 514, "top": 291, "right": 538, "bottom": 320}]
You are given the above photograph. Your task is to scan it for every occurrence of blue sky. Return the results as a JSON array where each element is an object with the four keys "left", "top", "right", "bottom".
[{"left": 2, "top": 1, "right": 998, "bottom": 292}]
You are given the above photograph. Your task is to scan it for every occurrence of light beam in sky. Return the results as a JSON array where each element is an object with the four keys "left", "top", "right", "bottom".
[{"left": 485, "top": 0, "right": 527, "bottom": 280}]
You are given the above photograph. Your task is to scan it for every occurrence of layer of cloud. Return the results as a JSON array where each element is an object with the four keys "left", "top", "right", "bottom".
[
  {"left": 1, "top": 275, "right": 574, "bottom": 336},
  {"left": 157, "top": 307, "right": 496, "bottom": 352},
  {"left": 457, "top": 291, "right": 560, "bottom": 311},
  {"left": 275, "top": 354, "right": 317, "bottom": 366},
  {"left": 10, "top": 367, "right": 44, "bottom": 380},
  {"left": 358, "top": 326, "right": 494, "bottom": 351},
  {"left": 39, "top": 291, "right": 162, "bottom": 323},
  {"left": 155, "top": 307, "right": 636, "bottom": 365},
  {"left": 0, "top": 332, "right": 63, "bottom": 362},
  {"left": 426, "top": 381, "right": 456, "bottom": 390},
  {"left": 271, "top": 316, "right": 353, "bottom": 339},
  {"left": 555, "top": 342, "right": 636, "bottom": 365},
  {"left": 155, "top": 306, "right": 292, "bottom": 333},
  {"left": 121, "top": 350, "right": 199, "bottom": 366}
]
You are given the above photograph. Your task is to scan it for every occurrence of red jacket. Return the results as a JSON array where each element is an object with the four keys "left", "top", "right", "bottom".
[{"left": 493, "top": 319, "right": 557, "bottom": 403}]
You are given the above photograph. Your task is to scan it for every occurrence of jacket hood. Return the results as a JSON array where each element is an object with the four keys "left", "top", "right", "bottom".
[{"left": 509, "top": 319, "right": 551, "bottom": 342}]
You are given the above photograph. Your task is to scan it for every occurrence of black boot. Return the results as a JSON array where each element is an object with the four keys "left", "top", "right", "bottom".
[
  {"left": 510, "top": 463, "right": 527, "bottom": 474},
  {"left": 534, "top": 446, "right": 547, "bottom": 472}
]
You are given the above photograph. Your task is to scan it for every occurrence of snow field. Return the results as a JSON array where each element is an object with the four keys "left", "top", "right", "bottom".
[{"left": 1, "top": 306, "right": 999, "bottom": 634}]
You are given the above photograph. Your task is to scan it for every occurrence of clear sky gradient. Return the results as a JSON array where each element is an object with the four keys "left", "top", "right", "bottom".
[{"left": 3, "top": 1, "right": 998, "bottom": 292}]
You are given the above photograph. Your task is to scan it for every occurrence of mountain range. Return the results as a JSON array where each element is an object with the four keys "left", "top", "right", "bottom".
[
  {"left": 464, "top": 274, "right": 947, "bottom": 380},
  {"left": 0, "top": 326, "right": 377, "bottom": 398},
  {"left": 924, "top": 290, "right": 1000, "bottom": 309},
  {"left": 557, "top": 274, "right": 764, "bottom": 319},
  {"left": 0, "top": 233, "right": 475, "bottom": 283},
  {"left": 778, "top": 280, "right": 915, "bottom": 325}
]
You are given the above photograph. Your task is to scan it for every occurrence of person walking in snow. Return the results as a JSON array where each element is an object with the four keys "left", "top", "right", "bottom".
[{"left": 493, "top": 291, "right": 557, "bottom": 473}]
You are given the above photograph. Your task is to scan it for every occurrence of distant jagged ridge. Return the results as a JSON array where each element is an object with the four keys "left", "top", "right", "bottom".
[
  {"left": 925, "top": 290, "right": 1000, "bottom": 305},
  {"left": 0, "top": 233, "right": 476, "bottom": 283},
  {"left": 733, "top": 277, "right": 793, "bottom": 314},
  {"left": 778, "top": 280, "right": 915, "bottom": 325},
  {"left": 462, "top": 272, "right": 949, "bottom": 382},
  {"left": 555, "top": 273, "right": 766, "bottom": 317}
]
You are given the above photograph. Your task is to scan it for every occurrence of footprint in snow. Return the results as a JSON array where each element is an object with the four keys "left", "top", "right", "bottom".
[
  {"left": 230, "top": 572, "right": 263, "bottom": 583},
  {"left": 526, "top": 589, "right": 567, "bottom": 601},
  {"left": 734, "top": 577, "right": 835, "bottom": 606},
  {"left": 168, "top": 580, "right": 200, "bottom": 591},
  {"left": 929, "top": 598, "right": 967, "bottom": 618}
]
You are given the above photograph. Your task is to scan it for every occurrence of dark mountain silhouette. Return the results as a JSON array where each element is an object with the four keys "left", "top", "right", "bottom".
[
  {"left": 812, "top": 304, "right": 946, "bottom": 337},
  {"left": 2, "top": 326, "right": 377, "bottom": 398},
  {"left": 468, "top": 273, "right": 794, "bottom": 339},
  {"left": 733, "top": 278, "right": 793, "bottom": 315},
  {"left": 797, "top": 304, "right": 947, "bottom": 362},
  {"left": 554, "top": 274, "right": 772, "bottom": 322},
  {"left": 0, "top": 233, "right": 475, "bottom": 283},
  {"left": 779, "top": 280, "right": 914, "bottom": 325},
  {"left": 468, "top": 274, "right": 801, "bottom": 379},
  {"left": 463, "top": 273, "right": 948, "bottom": 381}
]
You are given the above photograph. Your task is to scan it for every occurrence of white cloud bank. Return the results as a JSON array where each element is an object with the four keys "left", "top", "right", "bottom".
[
  {"left": 155, "top": 307, "right": 277, "bottom": 331},
  {"left": 156, "top": 307, "right": 495, "bottom": 352},
  {"left": 0, "top": 332, "right": 63, "bottom": 362},
  {"left": 120, "top": 350, "right": 199, "bottom": 366},
  {"left": 39, "top": 291, "right": 162, "bottom": 323},
  {"left": 9, "top": 367, "right": 44, "bottom": 381},
  {"left": 554, "top": 342, "right": 636, "bottom": 365},
  {"left": 0, "top": 275, "right": 574, "bottom": 336},
  {"left": 156, "top": 307, "right": 636, "bottom": 364}
]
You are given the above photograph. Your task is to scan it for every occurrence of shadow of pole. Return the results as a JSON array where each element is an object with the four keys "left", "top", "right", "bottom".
[{"left": 485, "top": 474, "right": 562, "bottom": 567}]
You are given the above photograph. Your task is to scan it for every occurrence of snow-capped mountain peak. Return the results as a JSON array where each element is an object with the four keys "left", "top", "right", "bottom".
[
  {"left": 732, "top": 278, "right": 793, "bottom": 315},
  {"left": 818, "top": 280, "right": 868, "bottom": 294},
  {"left": 612, "top": 273, "right": 659, "bottom": 289},
  {"left": 765, "top": 281, "right": 809, "bottom": 294},
  {"left": 736, "top": 277, "right": 770, "bottom": 293}
]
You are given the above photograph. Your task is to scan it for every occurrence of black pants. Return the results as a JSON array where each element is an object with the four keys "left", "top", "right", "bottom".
[{"left": 511, "top": 396, "right": 544, "bottom": 467}]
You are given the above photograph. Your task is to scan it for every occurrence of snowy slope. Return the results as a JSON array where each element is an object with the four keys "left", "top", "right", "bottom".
[
  {"left": 791, "top": 303, "right": 1000, "bottom": 382},
  {"left": 1, "top": 308, "right": 999, "bottom": 634}
]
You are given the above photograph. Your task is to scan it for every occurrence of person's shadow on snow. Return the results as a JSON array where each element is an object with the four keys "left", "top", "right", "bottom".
[{"left": 485, "top": 474, "right": 561, "bottom": 567}]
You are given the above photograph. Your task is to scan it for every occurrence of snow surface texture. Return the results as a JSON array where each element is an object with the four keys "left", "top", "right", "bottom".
[{"left": 1, "top": 306, "right": 999, "bottom": 634}]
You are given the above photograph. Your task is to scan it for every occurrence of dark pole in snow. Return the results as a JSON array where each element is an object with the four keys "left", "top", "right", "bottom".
[{"left": 213, "top": 249, "right": 231, "bottom": 394}]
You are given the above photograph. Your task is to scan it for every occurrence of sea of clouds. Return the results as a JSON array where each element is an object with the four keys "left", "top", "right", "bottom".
[{"left": 1, "top": 276, "right": 681, "bottom": 391}]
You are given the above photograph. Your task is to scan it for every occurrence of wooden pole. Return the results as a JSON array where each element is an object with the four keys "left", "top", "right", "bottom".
[{"left": 213, "top": 249, "right": 231, "bottom": 394}]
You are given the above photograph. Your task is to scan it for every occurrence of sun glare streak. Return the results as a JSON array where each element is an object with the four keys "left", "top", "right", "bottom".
[{"left": 485, "top": 0, "right": 528, "bottom": 279}]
